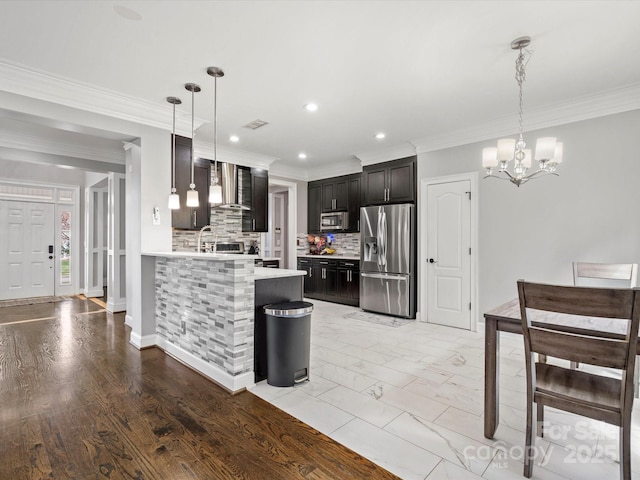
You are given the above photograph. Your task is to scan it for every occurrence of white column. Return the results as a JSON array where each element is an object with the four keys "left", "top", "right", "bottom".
[{"left": 107, "top": 172, "right": 126, "bottom": 312}]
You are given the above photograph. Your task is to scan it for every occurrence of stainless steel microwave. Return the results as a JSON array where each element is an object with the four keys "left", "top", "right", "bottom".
[{"left": 320, "top": 211, "right": 348, "bottom": 231}]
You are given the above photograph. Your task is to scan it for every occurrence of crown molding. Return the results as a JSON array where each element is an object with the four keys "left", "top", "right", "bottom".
[
  {"left": 193, "top": 140, "right": 277, "bottom": 170},
  {"left": 0, "top": 59, "right": 205, "bottom": 133},
  {"left": 412, "top": 82, "right": 640, "bottom": 153},
  {"left": 0, "top": 146, "right": 125, "bottom": 173},
  {"left": 305, "top": 158, "right": 363, "bottom": 181},
  {"left": 268, "top": 161, "right": 314, "bottom": 181},
  {"left": 354, "top": 143, "right": 417, "bottom": 166},
  {"left": 0, "top": 128, "right": 125, "bottom": 164}
]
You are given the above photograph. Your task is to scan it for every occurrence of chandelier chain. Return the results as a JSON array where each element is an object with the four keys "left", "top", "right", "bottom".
[{"left": 515, "top": 46, "right": 530, "bottom": 141}]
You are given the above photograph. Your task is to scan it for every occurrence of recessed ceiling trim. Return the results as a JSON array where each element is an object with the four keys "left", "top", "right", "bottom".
[
  {"left": 0, "top": 128, "right": 125, "bottom": 164},
  {"left": 0, "top": 145, "right": 126, "bottom": 173}
]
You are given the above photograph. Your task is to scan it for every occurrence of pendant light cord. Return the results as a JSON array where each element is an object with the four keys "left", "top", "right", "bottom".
[
  {"left": 190, "top": 87, "right": 195, "bottom": 187},
  {"left": 172, "top": 101, "right": 176, "bottom": 189},
  {"left": 213, "top": 74, "right": 218, "bottom": 182}
]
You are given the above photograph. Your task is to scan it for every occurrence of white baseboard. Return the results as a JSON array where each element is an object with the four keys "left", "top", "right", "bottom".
[
  {"left": 129, "top": 332, "right": 156, "bottom": 349},
  {"left": 107, "top": 299, "right": 126, "bottom": 313},
  {"left": 155, "top": 337, "right": 255, "bottom": 394},
  {"left": 124, "top": 314, "right": 133, "bottom": 328},
  {"left": 85, "top": 288, "right": 104, "bottom": 298}
]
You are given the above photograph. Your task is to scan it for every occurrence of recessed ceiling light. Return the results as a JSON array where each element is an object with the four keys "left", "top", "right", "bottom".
[
  {"left": 304, "top": 103, "right": 318, "bottom": 112},
  {"left": 298, "top": 153, "right": 307, "bottom": 160},
  {"left": 229, "top": 135, "right": 239, "bottom": 142},
  {"left": 375, "top": 132, "right": 386, "bottom": 140}
]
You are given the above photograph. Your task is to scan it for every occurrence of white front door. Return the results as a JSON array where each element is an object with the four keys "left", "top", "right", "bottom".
[
  {"left": 0, "top": 200, "right": 55, "bottom": 300},
  {"left": 426, "top": 180, "right": 471, "bottom": 329}
]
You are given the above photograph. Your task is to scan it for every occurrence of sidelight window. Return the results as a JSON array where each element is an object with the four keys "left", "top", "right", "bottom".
[{"left": 60, "top": 210, "right": 71, "bottom": 285}]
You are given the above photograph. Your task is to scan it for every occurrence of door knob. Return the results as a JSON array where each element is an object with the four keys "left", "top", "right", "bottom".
[{"left": 429, "top": 258, "right": 437, "bottom": 264}]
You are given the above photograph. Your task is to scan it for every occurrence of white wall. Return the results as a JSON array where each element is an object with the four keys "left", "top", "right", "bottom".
[
  {"left": 1, "top": 90, "right": 172, "bottom": 344},
  {"left": 417, "top": 109, "right": 640, "bottom": 319}
]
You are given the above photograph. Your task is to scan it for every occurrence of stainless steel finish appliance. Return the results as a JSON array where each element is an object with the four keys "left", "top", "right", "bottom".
[
  {"left": 212, "top": 241, "right": 244, "bottom": 254},
  {"left": 214, "top": 162, "right": 250, "bottom": 210},
  {"left": 320, "top": 211, "right": 348, "bottom": 231},
  {"left": 360, "top": 204, "right": 415, "bottom": 318}
]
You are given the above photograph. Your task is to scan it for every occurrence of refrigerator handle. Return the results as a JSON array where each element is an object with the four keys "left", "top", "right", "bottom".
[
  {"left": 379, "top": 208, "right": 387, "bottom": 267},
  {"left": 360, "top": 272, "right": 407, "bottom": 281}
]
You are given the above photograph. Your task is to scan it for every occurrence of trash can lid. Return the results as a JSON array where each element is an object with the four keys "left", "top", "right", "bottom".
[{"left": 264, "top": 301, "right": 313, "bottom": 316}]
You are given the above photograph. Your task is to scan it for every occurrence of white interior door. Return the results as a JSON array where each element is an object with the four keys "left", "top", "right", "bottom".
[
  {"left": 0, "top": 200, "right": 55, "bottom": 300},
  {"left": 426, "top": 180, "right": 471, "bottom": 329}
]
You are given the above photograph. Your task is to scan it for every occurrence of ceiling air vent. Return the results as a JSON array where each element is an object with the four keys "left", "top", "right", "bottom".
[{"left": 243, "top": 119, "right": 269, "bottom": 130}]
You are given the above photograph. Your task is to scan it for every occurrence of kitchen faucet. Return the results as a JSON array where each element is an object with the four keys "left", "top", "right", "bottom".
[{"left": 197, "top": 225, "right": 217, "bottom": 253}]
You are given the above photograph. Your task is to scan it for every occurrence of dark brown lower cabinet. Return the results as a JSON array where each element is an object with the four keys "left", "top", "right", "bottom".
[
  {"left": 298, "top": 257, "right": 359, "bottom": 306},
  {"left": 337, "top": 260, "right": 360, "bottom": 307}
]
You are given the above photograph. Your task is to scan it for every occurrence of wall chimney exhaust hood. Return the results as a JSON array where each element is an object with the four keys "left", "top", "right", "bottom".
[{"left": 216, "top": 162, "right": 250, "bottom": 210}]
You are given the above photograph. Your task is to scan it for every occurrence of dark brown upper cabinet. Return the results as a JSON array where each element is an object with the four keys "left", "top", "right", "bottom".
[
  {"left": 362, "top": 156, "right": 416, "bottom": 205},
  {"left": 308, "top": 173, "right": 361, "bottom": 233},
  {"left": 171, "top": 134, "right": 210, "bottom": 230},
  {"left": 241, "top": 167, "right": 269, "bottom": 232}
]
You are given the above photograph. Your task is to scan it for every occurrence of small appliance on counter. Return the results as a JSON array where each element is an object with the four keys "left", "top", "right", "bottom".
[
  {"left": 214, "top": 241, "right": 244, "bottom": 254},
  {"left": 307, "top": 233, "right": 336, "bottom": 255}
]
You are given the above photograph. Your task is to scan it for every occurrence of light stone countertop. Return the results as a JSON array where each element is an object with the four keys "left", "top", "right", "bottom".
[
  {"left": 297, "top": 254, "right": 360, "bottom": 261},
  {"left": 252, "top": 267, "right": 306, "bottom": 280},
  {"left": 142, "top": 251, "right": 259, "bottom": 260}
]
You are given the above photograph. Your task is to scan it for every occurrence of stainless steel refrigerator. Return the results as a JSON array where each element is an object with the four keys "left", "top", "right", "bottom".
[{"left": 360, "top": 203, "right": 415, "bottom": 318}]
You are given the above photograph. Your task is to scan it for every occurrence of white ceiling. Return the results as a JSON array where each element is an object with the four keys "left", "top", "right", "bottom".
[{"left": 2, "top": 0, "right": 640, "bottom": 179}]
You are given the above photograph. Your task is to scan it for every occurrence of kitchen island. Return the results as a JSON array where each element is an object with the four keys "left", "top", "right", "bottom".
[{"left": 140, "top": 252, "right": 305, "bottom": 393}]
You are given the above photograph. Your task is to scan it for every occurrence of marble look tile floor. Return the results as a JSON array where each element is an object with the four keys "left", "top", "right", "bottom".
[{"left": 249, "top": 299, "right": 640, "bottom": 480}]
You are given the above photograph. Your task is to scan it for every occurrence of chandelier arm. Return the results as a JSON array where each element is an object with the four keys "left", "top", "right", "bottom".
[
  {"left": 483, "top": 174, "right": 511, "bottom": 181},
  {"left": 498, "top": 169, "right": 518, "bottom": 181},
  {"left": 522, "top": 170, "right": 559, "bottom": 181}
]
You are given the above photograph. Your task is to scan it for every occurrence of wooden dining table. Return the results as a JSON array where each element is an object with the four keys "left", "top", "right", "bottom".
[{"left": 483, "top": 297, "right": 640, "bottom": 439}]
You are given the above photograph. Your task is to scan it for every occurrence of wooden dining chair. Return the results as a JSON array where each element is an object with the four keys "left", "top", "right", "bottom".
[
  {"left": 573, "top": 262, "right": 638, "bottom": 288},
  {"left": 571, "top": 263, "right": 639, "bottom": 378},
  {"left": 517, "top": 280, "right": 639, "bottom": 480}
]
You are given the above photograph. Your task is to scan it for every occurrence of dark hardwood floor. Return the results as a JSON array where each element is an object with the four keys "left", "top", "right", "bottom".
[{"left": 0, "top": 297, "right": 399, "bottom": 479}]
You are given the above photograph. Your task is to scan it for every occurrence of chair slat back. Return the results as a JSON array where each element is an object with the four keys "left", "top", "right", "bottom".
[
  {"left": 573, "top": 262, "right": 638, "bottom": 287},
  {"left": 528, "top": 327, "right": 628, "bottom": 368},
  {"left": 519, "top": 281, "right": 635, "bottom": 319},
  {"left": 517, "top": 281, "right": 640, "bottom": 370}
]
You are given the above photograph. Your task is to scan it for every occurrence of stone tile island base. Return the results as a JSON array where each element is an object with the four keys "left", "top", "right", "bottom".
[
  {"left": 139, "top": 252, "right": 306, "bottom": 394},
  {"left": 140, "top": 252, "right": 256, "bottom": 393}
]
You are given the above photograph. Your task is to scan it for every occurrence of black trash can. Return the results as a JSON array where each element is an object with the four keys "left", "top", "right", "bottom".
[{"left": 263, "top": 301, "right": 313, "bottom": 387}]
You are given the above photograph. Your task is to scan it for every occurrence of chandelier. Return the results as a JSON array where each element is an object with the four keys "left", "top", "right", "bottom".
[{"left": 482, "top": 36, "right": 563, "bottom": 187}]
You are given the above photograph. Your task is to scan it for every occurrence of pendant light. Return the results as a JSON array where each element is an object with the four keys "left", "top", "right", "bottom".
[
  {"left": 207, "top": 66, "right": 224, "bottom": 204},
  {"left": 185, "top": 82, "right": 201, "bottom": 207},
  {"left": 167, "top": 96, "right": 182, "bottom": 210},
  {"left": 482, "top": 36, "right": 563, "bottom": 187}
]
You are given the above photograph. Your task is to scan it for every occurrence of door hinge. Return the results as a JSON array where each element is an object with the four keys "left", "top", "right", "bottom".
[
  {"left": 469, "top": 302, "right": 472, "bottom": 311},
  {"left": 469, "top": 247, "right": 471, "bottom": 255},
  {"left": 465, "top": 191, "right": 471, "bottom": 200}
]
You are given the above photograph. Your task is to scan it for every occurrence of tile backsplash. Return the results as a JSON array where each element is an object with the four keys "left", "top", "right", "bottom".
[
  {"left": 296, "top": 232, "right": 360, "bottom": 257},
  {"left": 173, "top": 208, "right": 261, "bottom": 253}
]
